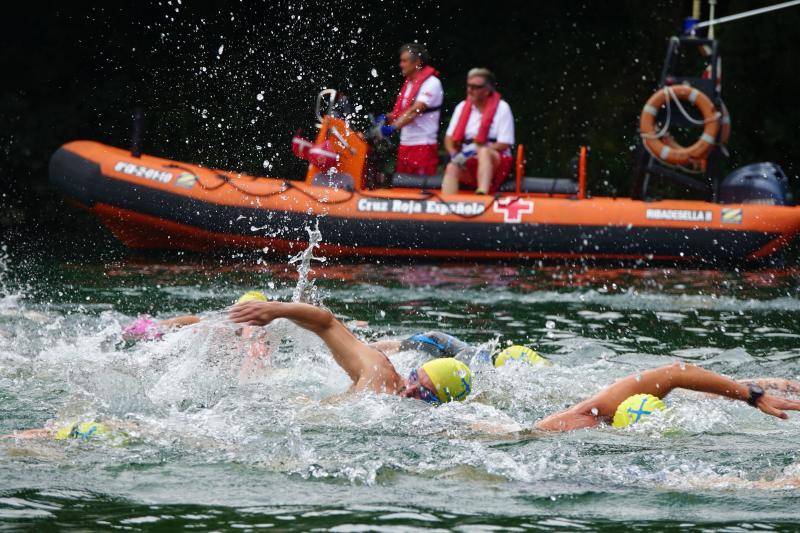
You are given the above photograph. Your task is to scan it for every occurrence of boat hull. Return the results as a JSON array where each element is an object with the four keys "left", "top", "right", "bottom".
[{"left": 49, "top": 141, "right": 800, "bottom": 264}]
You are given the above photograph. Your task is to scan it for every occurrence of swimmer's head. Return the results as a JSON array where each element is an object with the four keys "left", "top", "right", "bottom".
[
  {"left": 493, "top": 345, "right": 550, "bottom": 368},
  {"left": 122, "top": 317, "right": 164, "bottom": 342},
  {"left": 54, "top": 421, "right": 112, "bottom": 441},
  {"left": 612, "top": 394, "right": 666, "bottom": 428},
  {"left": 236, "top": 291, "right": 268, "bottom": 304},
  {"left": 404, "top": 358, "right": 472, "bottom": 404}
]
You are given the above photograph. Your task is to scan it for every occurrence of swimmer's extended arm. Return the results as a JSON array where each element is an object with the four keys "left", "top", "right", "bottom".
[
  {"left": 0, "top": 428, "right": 55, "bottom": 440},
  {"left": 159, "top": 315, "right": 201, "bottom": 329},
  {"left": 536, "top": 362, "right": 800, "bottom": 432},
  {"left": 228, "top": 301, "right": 384, "bottom": 385}
]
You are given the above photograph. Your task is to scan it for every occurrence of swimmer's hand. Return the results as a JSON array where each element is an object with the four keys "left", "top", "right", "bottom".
[
  {"left": 229, "top": 301, "right": 283, "bottom": 326},
  {"left": 754, "top": 393, "right": 800, "bottom": 420}
]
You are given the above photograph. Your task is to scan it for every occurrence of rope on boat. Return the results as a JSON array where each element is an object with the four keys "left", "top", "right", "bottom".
[
  {"left": 164, "top": 164, "right": 505, "bottom": 218},
  {"left": 693, "top": 0, "right": 800, "bottom": 29},
  {"left": 285, "top": 181, "right": 355, "bottom": 205}
]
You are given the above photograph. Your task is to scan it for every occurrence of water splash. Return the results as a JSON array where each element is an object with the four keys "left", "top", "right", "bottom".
[{"left": 288, "top": 222, "right": 326, "bottom": 304}]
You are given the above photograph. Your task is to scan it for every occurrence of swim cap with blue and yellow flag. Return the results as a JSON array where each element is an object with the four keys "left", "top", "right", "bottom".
[
  {"left": 494, "top": 345, "right": 551, "bottom": 368},
  {"left": 612, "top": 394, "right": 666, "bottom": 428},
  {"left": 236, "top": 291, "right": 268, "bottom": 304},
  {"left": 420, "top": 358, "right": 472, "bottom": 403},
  {"left": 54, "top": 421, "right": 113, "bottom": 441}
]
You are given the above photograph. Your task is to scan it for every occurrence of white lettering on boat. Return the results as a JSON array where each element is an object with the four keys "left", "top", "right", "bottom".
[
  {"left": 114, "top": 161, "right": 173, "bottom": 184},
  {"left": 645, "top": 208, "right": 712, "bottom": 222},
  {"left": 356, "top": 198, "right": 485, "bottom": 216}
]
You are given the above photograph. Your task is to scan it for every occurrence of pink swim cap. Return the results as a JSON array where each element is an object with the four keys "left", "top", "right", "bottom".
[{"left": 122, "top": 317, "right": 164, "bottom": 341}]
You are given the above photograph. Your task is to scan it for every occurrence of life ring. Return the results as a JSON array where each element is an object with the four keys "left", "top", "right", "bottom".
[{"left": 639, "top": 85, "right": 721, "bottom": 165}]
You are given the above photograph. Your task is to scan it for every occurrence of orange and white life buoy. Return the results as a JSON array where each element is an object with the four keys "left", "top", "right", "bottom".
[{"left": 639, "top": 85, "right": 721, "bottom": 165}]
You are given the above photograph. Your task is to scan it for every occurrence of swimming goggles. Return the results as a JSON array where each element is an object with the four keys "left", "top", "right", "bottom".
[{"left": 408, "top": 368, "right": 440, "bottom": 404}]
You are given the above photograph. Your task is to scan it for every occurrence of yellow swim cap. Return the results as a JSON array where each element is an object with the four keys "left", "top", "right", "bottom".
[
  {"left": 494, "top": 345, "right": 550, "bottom": 368},
  {"left": 612, "top": 394, "right": 666, "bottom": 428},
  {"left": 420, "top": 358, "right": 472, "bottom": 403},
  {"left": 236, "top": 291, "right": 268, "bottom": 304},
  {"left": 54, "top": 421, "right": 113, "bottom": 441}
]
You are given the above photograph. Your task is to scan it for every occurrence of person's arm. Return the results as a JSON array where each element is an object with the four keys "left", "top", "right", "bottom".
[
  {"left": 158, "top": 315, "right": 201, "bottom": 329},
  {"left": 487, "top": 102, "right": 513, "bottom": 153},
  {"left": 444, "top": 135, "right": 459, "bottom": 157},
  {"left": 0, "top": 428, "right": 55, "bottom": 440},
  {"left": 444, "top": 102, "right": 464, "bottom": 156},
  {"left": 486, "top": 142, "right": 511, "bottom": 153},
  {"left": 536, "top": 362, "right": 800, "bottom": 432},
  {"left": 228, "top": 301, "right": 380, "bottom": 385},
  {"left": 739, "top": 377, "right": 800, "bottom": 396},
  {"left": 392, "top": 101, "right": 428, "bottom": 129}
]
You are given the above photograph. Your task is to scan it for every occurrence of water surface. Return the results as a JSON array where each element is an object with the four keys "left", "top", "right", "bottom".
[{"left": 1, "top": 241, "right": 799, "bottom": 531}]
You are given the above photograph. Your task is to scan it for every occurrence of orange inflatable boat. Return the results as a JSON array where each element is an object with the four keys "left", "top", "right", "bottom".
[
  {"left": 48, "top": 37, "right": 800, "bottom": 265},
  {"left": 48, "top": 132, "right": 800, "bottom": 264}
]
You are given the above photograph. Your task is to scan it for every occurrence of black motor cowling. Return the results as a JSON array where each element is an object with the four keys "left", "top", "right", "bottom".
[{"left": 719, "top": 162, "right": 793, "bottom": 206}]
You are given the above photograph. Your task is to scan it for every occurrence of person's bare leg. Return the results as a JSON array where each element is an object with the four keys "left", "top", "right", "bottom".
[
  {"left": 476, "top": 147, "right": 499, "bottom": 193},
  {"left": 441, "top": 163, "right": 463, "bottom": 195}
]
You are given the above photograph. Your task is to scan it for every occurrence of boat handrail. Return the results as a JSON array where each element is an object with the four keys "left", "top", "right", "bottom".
[{"left": 315, "top": 89, "right": 338, "bottom": 126}]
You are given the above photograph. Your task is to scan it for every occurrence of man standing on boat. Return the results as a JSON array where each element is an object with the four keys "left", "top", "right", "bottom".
[
  {"left": 378, "top": 43, "right": 444, "bottom": 176},
  {"left": 441, "top": 68, "right": 515, "bottom": 195}
]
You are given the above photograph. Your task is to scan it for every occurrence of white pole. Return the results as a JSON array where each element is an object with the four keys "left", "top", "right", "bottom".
[
  {"left": 694, "top": 0, "right": 800, "bottom": 29},
  {"left": 708, "top": 0, "right": 717, "bottom": 38}
]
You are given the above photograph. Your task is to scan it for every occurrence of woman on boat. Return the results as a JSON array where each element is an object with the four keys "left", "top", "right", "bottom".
[
  {"left": 229, "top": 300, "right": 800, "bottom": 431},
  {"left": 442, "top": 68, "right": 515, "bottom": 195}
]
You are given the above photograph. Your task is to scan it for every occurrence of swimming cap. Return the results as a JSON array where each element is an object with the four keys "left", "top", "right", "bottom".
[
  {"left": 494, "top": 345, "right": 550, "bottom": 368},
  {"left": 54, "top": 422, "right": 113, "bottom": 441},
  {"left": 612, "top": 394, "right": 666, "bottom": 428},
  {"left": 419, "top": 358, "right": 472, "bottom": 403},
  {"left": 122, "top": 317, "right": 164, "bottom": 342},
  {"left": 236, "top": 291, "right": 268, "bottom": 304}
]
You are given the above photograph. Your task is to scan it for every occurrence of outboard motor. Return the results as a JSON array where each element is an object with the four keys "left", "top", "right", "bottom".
[{"left": 719, "top": 162, "right": 793, "bottom": 206}]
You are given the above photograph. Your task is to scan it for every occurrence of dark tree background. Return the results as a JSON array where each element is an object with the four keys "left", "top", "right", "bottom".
[{"left": 1, "top": 0, "right": 798, "bottom": 235}]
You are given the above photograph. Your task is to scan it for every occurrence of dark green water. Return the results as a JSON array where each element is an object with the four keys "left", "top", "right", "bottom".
[{"left": 1, "top": 233, "right": 800, "bottom": 532}]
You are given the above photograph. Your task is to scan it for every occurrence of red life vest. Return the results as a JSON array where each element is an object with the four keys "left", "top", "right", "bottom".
[
  {"left": 451, "top": 91, "right": 501, "bottom": 146},
  {"left": 388, "top": 65, "right": 440, "bottom": 122}
]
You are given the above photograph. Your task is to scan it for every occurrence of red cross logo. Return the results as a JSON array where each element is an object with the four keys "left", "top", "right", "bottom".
[{"left": 493, "top": 197, "right": 533, "bottom": 223}]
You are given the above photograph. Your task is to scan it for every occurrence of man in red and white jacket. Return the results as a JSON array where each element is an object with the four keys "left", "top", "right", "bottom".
[
  {"left": 379, "top": 43, "right": 444, "bottom": 176},
  {"left": 442, "top": 68, "right": 515, "bottom": 195}
]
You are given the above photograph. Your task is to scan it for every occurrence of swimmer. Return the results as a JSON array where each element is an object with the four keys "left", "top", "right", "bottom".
[
  {"left": 120, "top": 291, "right": 268, "bottom": 342},
  {"left": 234, "top": 292, "right": 273, "bottom": 381},
  {"left": 121, "top": 291, "right": 273, "bottom": 383},
  {"left": 1, "top": 421, "right": 123, "bottom": 442},
  {"left": 387, "top": 332, "right": 800, "bottom": 430},
  {"left": 121, "top": 314, "right": 200, "bottom": 341},
  {"left": 535, "top": 362, "right": 800, "bottom": 431},
  {"left": 375, "top": 331, "right": 550, "bottom": 367},
  {"left": 229, "top": 301, "right": 472, "bottom": 403}
]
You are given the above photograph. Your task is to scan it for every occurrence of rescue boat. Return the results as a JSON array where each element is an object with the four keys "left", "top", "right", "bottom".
[{"left": 49, "top": 36, "right": 800, "bottom": 265}]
